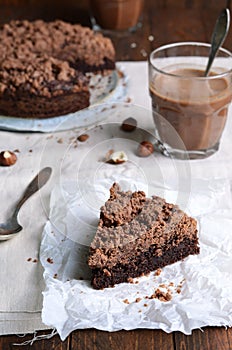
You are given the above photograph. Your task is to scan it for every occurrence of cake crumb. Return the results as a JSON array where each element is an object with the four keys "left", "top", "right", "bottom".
[
  {"left": 123, "top": 299, "right": 130, "bottom": 304},
  {"left": 128, "top": 277, "right": 134, "bottom": 283},
  {"left": 135, "top": 297, "right": 142, "bottom": 303},
  {"left": 153, "top": 288, "right": 172, "bottom": 302},
  {"left": 124, "top": 96, "right": 132, "bottom": 103},
  {"left": 32, "top": 259, "right": 38, "bottom": 263},
  {"left": 47, "top": 258, "right": 53, "bottom": 264},
  {"left": 53, "top": 273, "right": 58, "bottom": 278},
  {"left": 143, "top": 303, "right": 148, "bottom": 307},
  {"left": 27, "top": 258, "right": 32, "bottom": 262},
  {"left": 154, "top": 268, "right": 162, "bottom": 276},
  {"left": 57, "top": 138, "right": 63, "bottom": 144},
  {"left": 117, "top": 70, "right": 125, "bottom": 79}
]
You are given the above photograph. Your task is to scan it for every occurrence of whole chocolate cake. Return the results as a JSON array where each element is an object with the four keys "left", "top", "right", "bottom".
[
  {"left": 88, "top": 183, "right": 199, "bottom": 289},
  {"left": 0, "top": 20, "right": 115, "bottom": 118}
]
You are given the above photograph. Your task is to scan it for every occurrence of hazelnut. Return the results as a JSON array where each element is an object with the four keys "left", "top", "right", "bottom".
[
  {"left": 0, "top": 150, "right": 17, "bottom": 166},
  {"left": 121, "top": 117, "right": 137, "bottom": 132},
  {"left": 107, "top": 151, "right": 128, "bottom": 164},
  {"left": 137, "top": 141, "right": 154, "bottom": 157},
  {"left": 77, "top": 134, "right": 89, "bottom": 142}
]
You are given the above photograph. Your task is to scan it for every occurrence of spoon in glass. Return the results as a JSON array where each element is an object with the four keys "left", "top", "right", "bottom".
[
  {"left": 204, "top": 8, "right": 230, "bottom": 76},
  {"left": 0, "top": 167, "right": 52, "bottom": 241}
]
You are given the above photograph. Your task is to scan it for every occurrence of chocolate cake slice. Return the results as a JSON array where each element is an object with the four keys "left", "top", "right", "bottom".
[{"left": 88, "top": 183, "right": 199, "bottom": 289}]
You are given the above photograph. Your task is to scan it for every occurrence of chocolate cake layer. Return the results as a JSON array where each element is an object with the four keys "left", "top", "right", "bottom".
[
  {"left": 88, "top": 183, "right": 199, "bottom": 289},
  {"left": 91, "top": 237, "right": 199, "bottom": 289},
  {"left": 0, "top": 20, "right": 115, "bottom": 118}
]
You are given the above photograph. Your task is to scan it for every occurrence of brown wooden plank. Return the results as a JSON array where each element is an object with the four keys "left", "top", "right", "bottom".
[
  {"left": 71, "top": 329, "right": 175, "bottom": 350},
  {"left": 0, "top": 331, "right": 70, "bottom": 349},
  {"left": 137, "top": 329, "right": 175, "bottom": 350},
  {"left": 71, "top": 329, "right": 137, "bottom": 350},
  {"left": 149, "top": 0, "right": 231, "bottom": 51},
  {"left": 104, "top": 0, "right": 152, "bottom": 61},
  {"left": 227, "top": 327, "right": 232, "bottom": 349},
  {"left": 174, "top": 327, "right": 231, "bottom": 350},
  {"left": 0, "top": 4, "right": 91, "bottom": 25}
]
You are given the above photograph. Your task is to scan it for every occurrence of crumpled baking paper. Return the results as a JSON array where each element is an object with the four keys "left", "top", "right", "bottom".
[{"left": 40, "top": 176, "right": 232, "bottom": 340}]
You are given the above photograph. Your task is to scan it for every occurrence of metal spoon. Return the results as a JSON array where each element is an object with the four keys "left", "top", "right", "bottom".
[
  {"left": 204, "top": 8, "right": 230, "bottom": 76},
  {"left": 0, "top": 167, "right": 52, "bottom": 241}
]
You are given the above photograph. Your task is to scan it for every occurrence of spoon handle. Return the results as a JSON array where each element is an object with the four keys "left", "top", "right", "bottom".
[
  {"left": 14, "top": 167, "right": 52, "bottom": 216},
  {"left": 205, "top": 8, "right": 230, "bottom": 77}
]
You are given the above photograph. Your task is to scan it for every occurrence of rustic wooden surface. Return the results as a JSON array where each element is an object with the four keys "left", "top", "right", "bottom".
[{"left": 0, "top": 0, "right": 232, "bottom": 349}]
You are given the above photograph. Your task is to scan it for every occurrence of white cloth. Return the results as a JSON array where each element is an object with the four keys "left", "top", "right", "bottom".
[{"left": 0, "top": 61, "right": 232, "bottom": 336}]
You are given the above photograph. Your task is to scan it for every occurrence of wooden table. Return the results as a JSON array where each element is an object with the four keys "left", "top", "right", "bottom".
[{"left": 0, "top": 0, "right": 232, "bottom": 348}]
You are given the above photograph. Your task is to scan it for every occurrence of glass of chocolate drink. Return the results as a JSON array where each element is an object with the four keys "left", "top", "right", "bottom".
[
  {"left": 148, "top": 42, "right": 232, "bottom": 159},
  {"left": 89, "top": 0, "right": 144, "bottom": 33}
]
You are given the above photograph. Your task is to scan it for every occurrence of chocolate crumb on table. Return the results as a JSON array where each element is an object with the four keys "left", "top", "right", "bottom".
[
  {"left": 135, "top": 297, "right": 142, "bottom": 303},
  {"left": 123, "top": 299, "right": 130, "bottom": 304},
  {"left": 154, "top": 268, "right": 162, "bottom": 276},
  {"left": 47, "top": 258, "right": 54, "bottom": 264},
  {"left": 124, "top": 97, "right": 132, "bottom": 103},
  {"left": 117, "top": 70, "right": 125, "bottom": 79},
  {"left": 153, "top": 288, "right": 172, "bottom": 302}
]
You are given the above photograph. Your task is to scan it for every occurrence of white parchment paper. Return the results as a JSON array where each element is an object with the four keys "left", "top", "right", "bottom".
[{"left": 40, "top": 175, "right": 232, "bottom": 340}]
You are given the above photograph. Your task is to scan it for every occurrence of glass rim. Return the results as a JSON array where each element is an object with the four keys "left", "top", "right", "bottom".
[{"left": 149, "top": 41, "right": 232, "bottom": 79}]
